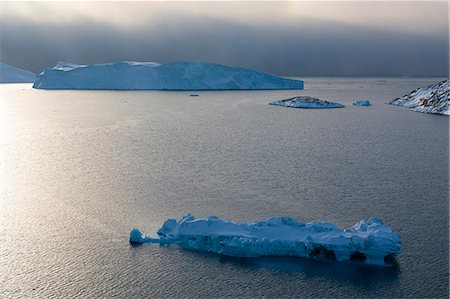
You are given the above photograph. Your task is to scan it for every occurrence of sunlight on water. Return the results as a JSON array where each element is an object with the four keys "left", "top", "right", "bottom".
[{"left": 1, "top": 78, "right": 448, "bottom": 298}]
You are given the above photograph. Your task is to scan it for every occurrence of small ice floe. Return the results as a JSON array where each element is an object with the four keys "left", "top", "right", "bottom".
[
  {"left": 269, "top": 96, "right": 344, "bottom": 109},
  {"left": 130, "top": 214, "right": 400, "bottom": 266},
  {"left": 353, "top": 100, "right": 371, "bottom": 106}
]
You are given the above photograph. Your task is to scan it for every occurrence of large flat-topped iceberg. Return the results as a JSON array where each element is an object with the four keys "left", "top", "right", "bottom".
[
  {"left": 33, "top": 61, "right": 304, "bottom": 90},
  {"left": 0, "top": 63, "right": 36, "bottom": 83},
  {"left": 269, "top": 96, "right": 344, "bottom": 109},
  {"left": 130, "top": 215, "right": 400, "bottom": 266},
  {"left": 389, "top": 79, "right": 449, "bottom": 115}
]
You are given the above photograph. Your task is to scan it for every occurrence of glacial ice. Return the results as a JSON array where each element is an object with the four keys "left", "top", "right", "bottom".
[
  {"left": 353, "top": 100, "right": 371, "bottom": 106},
  {"left": 269, "top": 96, "right": 344, "bottom": 109},
  {"left": 389, "top": 79, "right": 449, "bottom": 115},
  {"left": 130, "top": 215, "right": 401, "bottom": 266},
  {"left": 0, "top": 63, "right": 36, "bottom": 83},
  {"left": 33, "top": 61, "right": 304, "bottom": 90}
]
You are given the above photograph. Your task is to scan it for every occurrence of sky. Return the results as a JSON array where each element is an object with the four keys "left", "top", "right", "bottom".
[{"left": 1, "top": 1, "right": 448, "bottom": 77}]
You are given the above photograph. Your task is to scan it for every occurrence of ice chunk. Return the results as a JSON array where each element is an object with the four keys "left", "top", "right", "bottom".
[
  {"left": 0, "top": 63, "right": 36, "bottom": 83},
  {"left": 130, "top": 215, "right": 401, "bottom": 266},
  {"left": 33, "top": 61, "right": 304, "bottom": 90},
  {"left": 389, "top": 79, "right": 449, "bottom": 115},
  {"left": 353, "top": 100, "right": 371, "bottom": 106},
  {"left": 269, "top": 96, "right": 344, "bottom": 109},
  {"left": 130, "top": 228, "right": 145, "bottom": 244}
]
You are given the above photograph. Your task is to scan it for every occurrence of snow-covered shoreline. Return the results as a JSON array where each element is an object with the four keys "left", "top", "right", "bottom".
[
  {"left": 130, "top": 214, "right": 401, "bottom": 266},
  {"left": 389, "top": 79, "right": 449, "bottom": 115}
]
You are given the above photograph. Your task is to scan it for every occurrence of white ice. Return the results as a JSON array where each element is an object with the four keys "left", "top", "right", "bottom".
[
  {"left": 33, "top": 61, "right": 304, "bottom": 90},
  {"left": 130, "top": 215, "right": 401, "bottom": 266},
  {"left": 269, "top": 96, "right": 344, "bottom": 109}
]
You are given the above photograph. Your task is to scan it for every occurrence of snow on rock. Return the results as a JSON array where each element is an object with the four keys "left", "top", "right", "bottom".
[
  {"left": 130, "top": 215, "right": 401, "bottom": 266},
  {"left": 389, "top": 79, "right": 449, "bottom": 115},
  {"left": 353, "top": 100, "right": 371, "bottom": 106},
  {"left": 269, "top": 96, "right": 344, "bottom": 109},
  {"left": 0, "top": 63, "right": 36, "bottom": 83},
  {"left": 33, "top": 61, "right": 304, "bottom": 90}
]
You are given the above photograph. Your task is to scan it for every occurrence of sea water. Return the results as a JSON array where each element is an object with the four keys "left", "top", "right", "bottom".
[{"left": 1, "top": 78, "right": 448, "bottom": 298}]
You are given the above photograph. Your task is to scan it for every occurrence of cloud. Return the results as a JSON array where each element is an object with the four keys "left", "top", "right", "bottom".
[
  {"left": 1, "top": 1, "right": 448, "bottom": 76},
  {"left": 4, "top": 1, "right": 448, "bottom": 37}
]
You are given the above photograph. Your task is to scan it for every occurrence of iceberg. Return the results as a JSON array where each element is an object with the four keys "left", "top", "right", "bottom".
[
  {"left": 269, "top": 96, "right": 344, "bottom": 109},
  {"left": 33, "top": 61, "right": 304, "bottom": 90},
  {"left": 389, "top": 79, "right": 449, "bottom": 115},
  {"left": 130, "top": 215, "right": 401, "bottom": 266},
  {"left": 0, "top": 63, "right": 36, "bottom": 83},
  {"left": 353, "top": 100, "right": 371, "bottom": 106}
]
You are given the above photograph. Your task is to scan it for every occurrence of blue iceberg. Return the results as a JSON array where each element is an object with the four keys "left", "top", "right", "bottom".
[
  {"left": 33, "top": 61, "right": 304, "bottom": 90},
  {"left": 353, "top": 100, "right": 371, "bottom": 106},
  {"left": 130, "top": 215, "right": 401, "bottom": 266},
  {"left": 0, "top": 63, "right": 36, "bottom": 83}
]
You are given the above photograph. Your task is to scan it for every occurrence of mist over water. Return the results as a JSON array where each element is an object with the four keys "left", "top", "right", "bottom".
[{"left": 1, "top": 1, "right": 448, "bottom": 77}]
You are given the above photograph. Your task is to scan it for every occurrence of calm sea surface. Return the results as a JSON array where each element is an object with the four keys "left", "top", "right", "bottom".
[{"left": 1, "top": 78, "right": 448, "bottom": 298}]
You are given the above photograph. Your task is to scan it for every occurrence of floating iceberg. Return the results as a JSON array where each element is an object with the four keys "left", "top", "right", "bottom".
[
  {"left": 269, "top": 96, "right": 344, "bottom": 109},
  {"left": 0, "top": 63, "right": 36, "bottom": 83},
  {"left": 353, "top": 100, "right": 371, "bottom": 106},
  {"left": 130, "top": 215, "right": 400, "bottom": 266},
  {"left": 389, "top": 79, "right": 449, "bottom": 115},
  {"left": 33, "top": 61, "right": 304, "bottom": 90}
]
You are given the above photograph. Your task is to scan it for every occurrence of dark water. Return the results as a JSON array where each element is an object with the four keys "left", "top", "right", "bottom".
[{"left": 1, "top": 78, "right": 448, "bottom": 298}]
